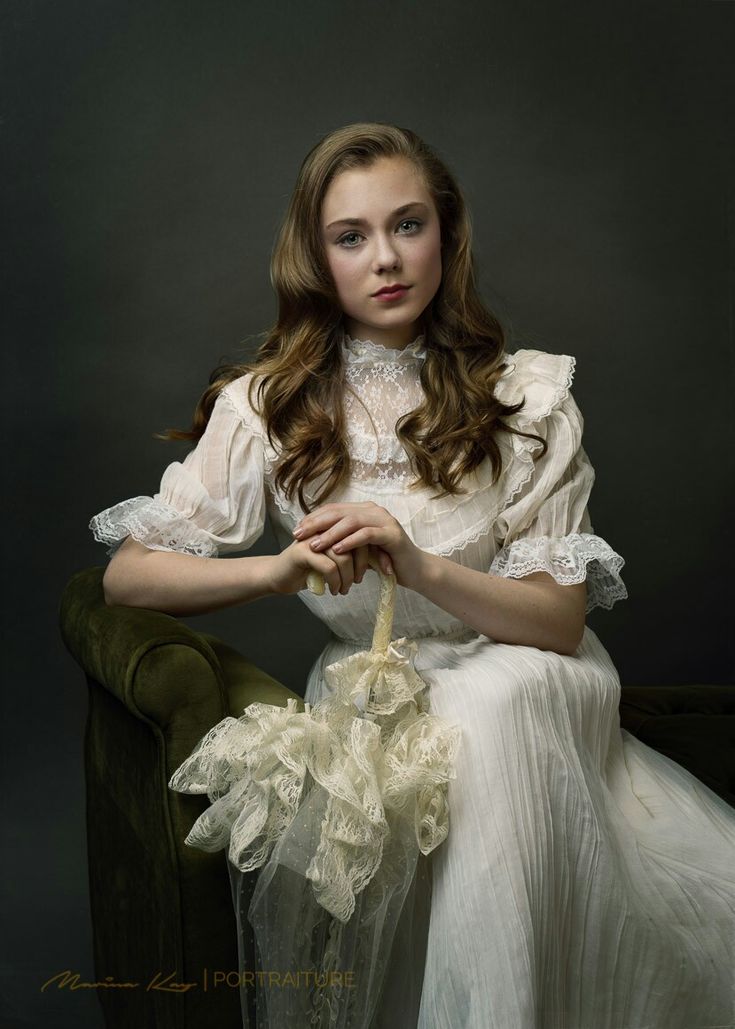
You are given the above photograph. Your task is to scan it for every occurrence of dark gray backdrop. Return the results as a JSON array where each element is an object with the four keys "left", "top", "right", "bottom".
[{"left": 3, "top": 1, "right": 733, "bottom": 1026}]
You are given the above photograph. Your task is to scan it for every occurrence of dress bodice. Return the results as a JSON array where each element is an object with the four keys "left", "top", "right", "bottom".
[
  {"left": 264, "top": 329, "right": 478, "bottom": 642},
  {"left": 89, "top": 331, "right": 628, "bottom": 643}
]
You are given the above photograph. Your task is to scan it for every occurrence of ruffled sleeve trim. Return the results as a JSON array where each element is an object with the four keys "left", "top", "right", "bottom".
[
  {"left": 493, "top": 349, "right": 577, "bottom": 427},
  {"left": 89, "top": 495, "right": 220, "bottom": 558},
  {"left": 88, "top": 377, "right": 268, "bottom": 558},
  {"left": 398, "top": 349, "right": 578, "bottom": 555},
  {"left": 489, "top": 531, "right": 628, "bottom": 613}
]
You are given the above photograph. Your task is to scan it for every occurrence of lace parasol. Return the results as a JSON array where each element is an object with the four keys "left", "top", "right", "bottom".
[{"left": 168, "top": 554, "right": 462, "bottom": 1027}]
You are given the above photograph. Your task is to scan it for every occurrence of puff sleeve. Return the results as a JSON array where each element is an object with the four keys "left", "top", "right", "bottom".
[
  {"left": 489, "top": 351, "right": 628, "bottom": 614},
  {"left": 89, "top": 377, "right": 267, "bottom": 559}
]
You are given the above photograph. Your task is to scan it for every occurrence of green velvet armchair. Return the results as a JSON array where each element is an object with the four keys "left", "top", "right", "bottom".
[{"left": 59, "top": 566, "right": 735, "bottom": 1029}]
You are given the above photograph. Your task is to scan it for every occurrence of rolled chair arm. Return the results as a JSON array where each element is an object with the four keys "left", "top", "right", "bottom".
[
  {"left": 58, "top": 565, "right": 305, "bottom": 1029},
  {"left": 59, "top": 566, "right": 304, "bottom": 770}
]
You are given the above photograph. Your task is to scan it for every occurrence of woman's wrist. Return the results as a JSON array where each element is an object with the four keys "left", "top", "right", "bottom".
[
  {"left": 259, "top": 553, "right": 285, "bottom": 596},
  {"left": 405, "top": 548, "right": 441, "bottom": 595}
]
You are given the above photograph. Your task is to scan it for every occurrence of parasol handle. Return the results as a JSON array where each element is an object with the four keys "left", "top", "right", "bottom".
[{"left": 306, "top": 552, "right": 395, "bottom": 656}]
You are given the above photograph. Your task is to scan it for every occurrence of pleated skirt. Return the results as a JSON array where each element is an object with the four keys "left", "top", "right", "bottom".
[{"left": 303, "top": 625, "right": 735, "bottom": 1029}]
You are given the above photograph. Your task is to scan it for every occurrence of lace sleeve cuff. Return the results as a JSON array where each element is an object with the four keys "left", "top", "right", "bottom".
[
  {"left": 89, "top": 496, "right": 220, "bottom": 559},
  {"left": 489, "top": 532, "right": 628, "bottom": 614}
]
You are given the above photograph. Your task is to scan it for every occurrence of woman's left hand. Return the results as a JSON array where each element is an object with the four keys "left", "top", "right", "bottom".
[{"left": 292, "top": 501, "right": 427, "bottom": 592}]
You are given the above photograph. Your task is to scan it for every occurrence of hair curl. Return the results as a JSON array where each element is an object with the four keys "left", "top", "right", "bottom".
[{"left": 156, "top": 121, "right": 547, "bottom": 513}]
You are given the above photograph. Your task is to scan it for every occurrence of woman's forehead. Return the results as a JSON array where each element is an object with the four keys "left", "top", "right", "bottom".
[{"left": 321, "top": 158, "right": 432, "bottom": 223}]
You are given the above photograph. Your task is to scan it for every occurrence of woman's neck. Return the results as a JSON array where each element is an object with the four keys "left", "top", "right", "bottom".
[{"left": 342, "top": 319, "right": 423, "bottom": 350}]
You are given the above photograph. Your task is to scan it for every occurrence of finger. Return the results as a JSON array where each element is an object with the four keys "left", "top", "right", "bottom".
[
  {"left": 310, "top": 552, "right": 342, "bottom": 596},
  {"left": 325, "top": 532, "right": 393, "bottom": 578},
  {"left": 378, "top": 547, "right": 395, "bottom": 576},
  {"left": 369, "top": 544, "right": 394, "bottom": 576},
  {"left": 295, "top": 511, "right": 337, "bottom": 538},
  {"left": 295, "top": 504, "right": 351, "bottom": 533},
  {"left": 323, "top": 526, "right": 382, "bottom": 557},
  {"left": 307, "top": 514, "right": 367, "bottom": 553},
  {"left": 324, "top": 547, "right": 354, "bottom": 595},
  {"left": 323, "top": 559, "right": 344, "bottom": 596},
  {"left": 295, "top": 502, "right": 377, "bottom": 538},
  {"left": 353, "top": 544, "right": 370, "bottom": 584},
  {"left": 307, "top": 546, "right": 349, "bottom": 596}
]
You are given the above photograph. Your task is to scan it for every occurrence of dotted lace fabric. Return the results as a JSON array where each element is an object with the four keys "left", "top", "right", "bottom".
[
  {"left": 341, "top": 331, "right": 431, "bottom": 490},
  {"left": 89, "top": 495, "right": 220, "bottom": 559},
  {"left": 489, "top": 532, "right": 627, "bottom": 611}
]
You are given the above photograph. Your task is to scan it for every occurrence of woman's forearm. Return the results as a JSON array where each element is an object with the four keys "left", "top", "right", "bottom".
[
  {"left": 102, "top": 538, "right": 278, "bottom": 616},
  {"left": 412, "top": 552, "right": 586, "bottom": 655}
]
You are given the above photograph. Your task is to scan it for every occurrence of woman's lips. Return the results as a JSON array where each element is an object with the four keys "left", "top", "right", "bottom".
[{"left": 373, "top": 286, "right": 411, "bottom": 302}]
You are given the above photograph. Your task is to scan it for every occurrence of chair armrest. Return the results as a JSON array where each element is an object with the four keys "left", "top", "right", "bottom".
[
  {"left": 59, "top": 566, "right": 228, "bottom": 730},
  {"left": 60, "top": 567, "right": 306, "bottom": 727},
  {"left": 619, "top": 684, "right": 735, "bottom": 730},
  {"left": 619, "top": 684, "right": 735, "bottom": 808}
]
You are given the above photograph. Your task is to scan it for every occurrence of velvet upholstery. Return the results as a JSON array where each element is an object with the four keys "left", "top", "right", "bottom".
[
  {"left": 59, "top": 566, "right": 303, "bottom": 1029},
  {"left": 59, "top": 566, "right": 735, "bottom": 1028},
  {"left": 617, "top": 684, "right": 735, "bottom": 807}
]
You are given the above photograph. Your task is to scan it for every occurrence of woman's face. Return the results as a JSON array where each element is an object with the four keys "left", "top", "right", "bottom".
[{"left": 320, "top": 156, "right": 442, "bottom": 348}]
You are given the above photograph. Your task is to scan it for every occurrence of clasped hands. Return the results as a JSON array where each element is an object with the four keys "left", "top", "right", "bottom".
[{"left": 291, "top": 501, "right": 427, "bottom": 595}]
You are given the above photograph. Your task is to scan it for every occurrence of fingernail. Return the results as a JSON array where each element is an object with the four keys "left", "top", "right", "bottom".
[
  {"left": 310, "top": 538, "right": 321, "bottom": 549},
  {"left": 293, "top": 527, "right": 303, "bottom": 537}
]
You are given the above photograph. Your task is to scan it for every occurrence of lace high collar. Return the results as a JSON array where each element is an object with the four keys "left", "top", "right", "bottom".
[{"left": 341, "top": 329, "right": 427, "bottom": 364}]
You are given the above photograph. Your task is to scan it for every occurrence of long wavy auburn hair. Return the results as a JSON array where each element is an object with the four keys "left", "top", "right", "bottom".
[{"left": 156, "top": 121, "right": 547, "bottom": 513}]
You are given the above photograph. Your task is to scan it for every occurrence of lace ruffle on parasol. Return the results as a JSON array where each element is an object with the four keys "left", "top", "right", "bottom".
[{"left": 168, "top": 559, "right": 462, "bottom": 926}]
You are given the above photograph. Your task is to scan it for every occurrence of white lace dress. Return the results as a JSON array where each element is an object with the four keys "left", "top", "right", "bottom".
[{"left": 90, "top": 331, "right": 735, "bottom": 1029}]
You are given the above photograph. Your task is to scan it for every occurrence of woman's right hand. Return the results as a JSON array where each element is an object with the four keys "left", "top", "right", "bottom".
[{"left": 269, "top": 537, "right": 376, "bottom": 597}]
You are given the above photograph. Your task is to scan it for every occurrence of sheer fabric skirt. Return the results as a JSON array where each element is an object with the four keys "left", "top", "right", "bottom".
[{"left": 228, "top": 626, "right": 735, "bottom": 1029}]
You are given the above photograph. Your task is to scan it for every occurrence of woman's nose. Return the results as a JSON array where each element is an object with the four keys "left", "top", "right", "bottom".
[{"left": 371, "top": 234, "right": 401, "bottom": 270}]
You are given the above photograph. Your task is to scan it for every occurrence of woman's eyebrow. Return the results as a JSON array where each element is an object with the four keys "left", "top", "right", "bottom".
[{"left": 325, "top": 201, "right": 429, "bottom": 230}]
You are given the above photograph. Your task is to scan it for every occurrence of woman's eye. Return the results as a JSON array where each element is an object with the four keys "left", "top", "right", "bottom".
[
  {"left": 336, "top": 219, "right": 423, "bottom": 248},
  {"left": 338, "top": 232, "right": 362, "bottom": 248}
]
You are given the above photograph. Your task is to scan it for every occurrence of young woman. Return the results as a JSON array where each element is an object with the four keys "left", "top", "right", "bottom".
[{"left": 90, "top": 122, "right": 735, "bottom": 1029}]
